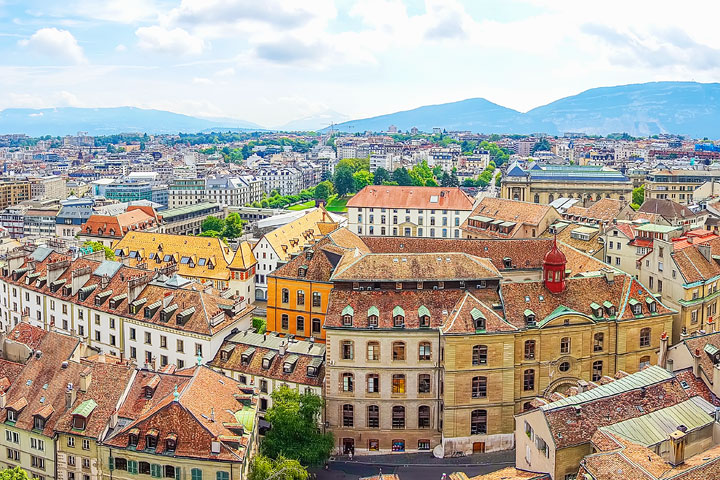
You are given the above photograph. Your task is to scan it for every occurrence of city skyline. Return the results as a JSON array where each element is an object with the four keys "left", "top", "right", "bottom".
[{"left": 2, "top": 0, "right": 720, "bottom": 127}]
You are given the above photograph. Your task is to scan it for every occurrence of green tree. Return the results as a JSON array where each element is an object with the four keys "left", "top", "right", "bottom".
[
  {"left": 531, "top": 138, "right": 551, "bottom": 154},
  {"left": 440, "top": 172, "right": 459, "bottom": 187},
  {"left": 0, "top": 467, "right": 36, "bottom": 480},
  {"left": 253, "top": 317, "right": 267, "bottom": 334},
  {"left": 373, "top": 167, "right": 390, "bottom": 185},
  {"left": 314, "top": 181, "right": 333, "bottom": 201},
  {"left": 249, "top": 455, "right": 307, "bottom": 480},
  {"left": 632, "top": 185, "right": 645, "bottom": 206},
  {"left": 333, "top": 167, "right": 355, "bottom": 196},
  {"left": 198, "top": 230, "right": 220, "bottom": 238},
  {"left": 222, "top": 212, "right": 244, "bottom": 239},
  {"left": 353, "top": 170, "right": 374, "bottom": 191},
  {"left": 201, "top": 216, "right": 224, "bottom": 233},
  {"left": 391, "top": 167, "right": 413, "bottom": 186},
  {"left": 409, "top": 160, "right": 436, "bottom": 186},
  {"left": 262, "top": 385, "right": 333, "bottom": 466},
  {"left": 82, "top": 241, "right": 115, "bottom": 260}
]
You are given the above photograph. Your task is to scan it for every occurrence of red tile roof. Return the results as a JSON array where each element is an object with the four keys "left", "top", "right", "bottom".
[{"left": 347, "top": 186, "right": 474, "bottom": 210}]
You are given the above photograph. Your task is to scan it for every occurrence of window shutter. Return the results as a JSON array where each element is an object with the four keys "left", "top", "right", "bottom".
[
  {"left": 129, "top": 460, "right": 138, "bottom": 474},
  {"left": 175, "top": 467, "right": 181, "bottom": 480},
  {"left": 109, "top": 457, "right": 114, "bottom": 471},
  {"left": 152, "top": 464, "right": 161, "bottom": 478}
]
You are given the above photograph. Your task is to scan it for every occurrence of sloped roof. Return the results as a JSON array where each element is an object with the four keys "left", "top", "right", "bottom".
[{"left": 347, "top": 185, "right": 474, "bottom": 210}]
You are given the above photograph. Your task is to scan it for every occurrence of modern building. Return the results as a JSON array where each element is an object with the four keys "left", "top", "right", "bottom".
[
  {"left": 104, "top": 181, "right": 153, "bottom": 203},
  {"left": 156, "top": 202, "right": 226, "bottom": 236},
  {"left": 23, "top": 208, "right": 61, "bottom": 238},
  {"left": 29, "top": 175, "right": 67, "bottom": 201},
  {"left": 346, "top": 186, "right": 475, "bottom": 238},
  {"left": 0, "top": 179, "right": 31, "bottom": 210},
  {"left": 502, "top": 163, "right": 632, "bottom": 206}
]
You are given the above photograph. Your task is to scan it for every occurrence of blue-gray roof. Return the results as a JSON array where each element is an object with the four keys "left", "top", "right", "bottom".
[
  {"left": 93, "top": 260, "right": 122, "bottom": 278},
  {"left": 30, "top": 247, "right": 53, "bottom": 262}
]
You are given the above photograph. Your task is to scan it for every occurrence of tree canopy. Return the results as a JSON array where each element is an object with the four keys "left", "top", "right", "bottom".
[
  {"left": 248, "top": 455, "right": 308, "bottom": 480},
  {"left": 201, "top": 216, "right": 224, "bottom": 233},
  {"left": 82, "top": 241, "right": 115, "bottom": 260},
  {"left": 261, "top": 385, "right": 333, "bottom": 466},
  {"left": 0, "top": 467, "right": 36, "bottom": 480}
]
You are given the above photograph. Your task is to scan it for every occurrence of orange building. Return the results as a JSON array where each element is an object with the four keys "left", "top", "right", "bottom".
[{"left": 266, "top": 228, "right": 369, "bottom": 341}]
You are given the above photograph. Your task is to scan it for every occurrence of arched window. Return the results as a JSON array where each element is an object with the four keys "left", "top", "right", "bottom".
[
  {"left": 367, "top": 341, "right": 380, "bottom": 361},
  {"left": 342, "top": 404, "right": 353, "bottom": 427},
  {"left": 281, "top": 314, "right": 289, "bottom": 330},
  {"left": 640, "top": 327, "right": 651, "bottom": 347},
  {"left": 548, "top": 194, "right": 554, "bottom": 203},
  {"left": 534, "top": 193, "right": 540, "bottom": 203},
  {"left": 342, "top": 373, "right": 354, "bottom": 392},
  {"left": 392, "top": 406, "right": 405, "bottom": 429},
  {"left": 523, "top": 369, "right": 535, "bottom": 391},
  {"left": 639, "top": 355, "right": 651, "bottom": 369},
  {"left": 139, "top": 462, "right": 151, "bottom": 475},
  {"left": 296, "top": 316, "right": 304, "bottom": 332},
  {"left": 366, "top": 373, "right": 379, "bottom": 393},
  {"left": 594, "top": 333, "right": 604, "bottom": 352},
  {"left": 472, "top": 376, "right": 487, "bottom": 398},
  {"left": 281, "top": 288, "right": 289, "bottom": 303},
  {"left": 472, "top": 345, "right": 488, "bottom": 365},
  {"left": 418, "top": 342, "right": 431, "bottom": 361},
  {"left": 418, "top": 374, "right": 431, "bottom": 393},
  {"left": 312, "top": 292, "right": 321, "bottom": 307},
  {"left": 367, "top": 405, "right": 379, "bottom": 428},
  {"left": 392, "top": 342, "right": 406, "bottom": 361},
  {"left": 311, "top": 317, "right": 321, "bottom": 334},
  {"left": 592, "top": 360, "right": 603, "bottom": 382},
  {"left": 470, "top": 409, "right": 487, "bottom": 435},
  {"left": 524, "top": 340, "right": 536, "bottom": 360},
  {"left": 191, "top": 468, "right": 203, "bottom": 480},
  {"left": 418, "top": 406, "right": 431, "bottom": 428},
  {"left": 560, "top": 337, "right": 570, "bottom": 355},
  {"left": 164, "top": 465, "right": 176, "bottom": 478},
  {"left": 296, "top": 290, "right": 305, "bottom": 305}
]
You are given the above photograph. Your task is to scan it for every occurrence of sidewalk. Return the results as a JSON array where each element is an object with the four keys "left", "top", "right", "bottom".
[{"left": 330, "top": 449, "right": 515, "bottom": 467}]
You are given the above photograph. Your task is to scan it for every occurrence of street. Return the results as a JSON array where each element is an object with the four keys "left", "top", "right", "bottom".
[{"left": 312, "top": 450, "right": 516, "bottom": 480}]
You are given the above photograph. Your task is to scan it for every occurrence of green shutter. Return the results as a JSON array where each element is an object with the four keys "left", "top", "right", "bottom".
[
  {"left": 191, "top": 468, "right": 203, "bottom": 480},
  {"left": 129, "top": 460, "right": 138, "bottom": 475},
  {"left": 175, "top": 467, "right": 181, "bottom": 480},
  {"left": 216, "top": 472, "right": 229, "bottom": 480},
  {"left": 109, "top": 457, "right": 115, "bottom": 471},
  {"left": 152, "top": 464, "right": 162, "bottom": 478}
]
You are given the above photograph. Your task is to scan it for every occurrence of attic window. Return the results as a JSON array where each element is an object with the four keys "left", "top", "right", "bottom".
[
  {"left": 590, "top": 302, "right": 603, "bottom": 318},
  {"left": 241, "top": 347, "right": 255, "bottom": 365},
  {"left": 180, "top": 256, "right": 190, "bottom": 264},
  {"left": 95, "top": 290, "right": 112, "bottom": 306},
  {"left": 163, "top": 254, "right": 172, "bottom": 262},
  {"left": 160, "top": 304, "right": 178, "bottom": 323},
  {"left": 629, "top": 299, "right": 642, "bottom": 316},
  {"left": 418, "top": 305, "right": 431, "bottom": 328},
  {"left": 503, "top": 257, "right": 512, "bottom": 268},
  {"left": 524, "top": 309, "right": 536, "bottom": 326},
  {"left": 262, "top": 351, "right": 276, "bottom": 369},
  {"left": 471, "top": 308, "right": 486, "bottom": 331},
  {"left": 298, "top": 266, "right": 307, "bottom": 278},
  {"left": 129, "top": 298, "right": 147, "bottom": 315},
  {"left": 603, "top": 301, "right": 616, "bottom": 317},
  {"left": 78, "top": 284, "right": 97, "bottom": 302},
  {"left": 145, "top": 431, "right": 158, "bottom": 449},
  {"left": 393, "top": 306, "right": 405, "bottom": 327},
  {"left": 176, "top": 307, "right": 195, "bottom": 325},
  {"left": 114, "top": 249, "right": 123, "bottom": 257},
  {"left": 646, "top": 297, "right": 657, "bottom": 313},
  {"left": 367, "top": 306, "right": 379, "bottom": 327},
  {"left": 165, "top": 434, "right": 177, "bottom": 453},
  {"left": 144, "top": 300, "right": 161, "bottom": 319},
  {"left": 283, "top": 355, "right": 299, "bottom": 373},
  {"left": 198, "top": 258, "right": 206, "bottom": 266},
  {"left": 33, "top": 415, "right": 46, "bottom": 431},
  {"left": 6, "top": 409, "right": 17, "bottom": 423},
  {"left": 342, "top": 305, "right": 354, "bottom": 326},
  {"left": 62, "top": 285, "right": 72, "bottom": 297}
]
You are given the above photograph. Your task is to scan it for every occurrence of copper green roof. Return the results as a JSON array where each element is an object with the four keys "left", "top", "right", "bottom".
[
  {"left": 418, "top": 305, "right": 430, "bottom": 318},
  {"left": 342, "top": 305, "right": 354, "bottom": 316},
  {"left": 235, "top": 408, "right": 255, "bottom": 433},
  {"left": 470, "top": 308, "right": 485, "bottom": 321},
  {"left": 72, "top": 399, "right": 98, "bottom": 418},
  {"left": 393, "top": 306, "right": 405, "bottom": 317},
  {"left": 367, "top": 306, "right": 379, "bottom": 317}
]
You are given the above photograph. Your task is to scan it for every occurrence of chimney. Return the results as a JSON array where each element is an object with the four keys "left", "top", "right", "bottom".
[
  {"left": 71, "top": 266, "right": 92, "bottom": 295},
  {"left": 659, "top": 332, "right": 669, "bottom": 370},
  {"left": 79, "top": 367, "right": 92, "bottom": 392},
  {"left": 279, "top": 341, "right": 286, "bottom": 356},
  {"left": 128, "top": 274, "right": 151, "bottom": 304},
  {"left": 577, "top": 379, "right": 589, "bottom": 393},
  {"left": 693, "top": 348, "right": 701, "bottom": 378},
  {"left": 699, "top": 243, "right": 712, "bottom": 263},
  {"left": 65, "top": 383, "right": 76, "bottom": 409},
  {"left": 668, "top": 430, "right": 687, "bottom": 466},
  {"left": 210, "top": 407, "right": 215, "bottom": 422},
  {"left": 109, "top": 409, "right": 119, "bottom": 429},
  {"left": 603, "top": 267, "right": 615, "bottom": 284}
]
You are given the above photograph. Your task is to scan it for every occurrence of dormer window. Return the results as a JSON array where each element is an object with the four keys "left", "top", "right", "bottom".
[
  {"left": 524, "top": 309, "right": 536, "bottom": 326},
  {"left": 629, "top": 299, "right": 642, "bottom": 315},
  {"left": 647, "top": 297, "right": 657, "bottom": 313},
  {"left": 283, "top": 355, "right": 298, "bottom": 373},
  {"left": 367, "top": 306, "right": 379, "bottom": 327},
  {"left": 603, "top": 301, "right": 616, "bottom": 317},
  {"left": 165, "top": 434, "right": 177, "bottom": 453},
  {"left": 34, "top": 416, "right": 45, "bottom": 431},
  {"left": 7, "top": 409, "right": 17, "bottom": 423},
  {"left": 503, "top": 257, "right": 512, "bottom": 268},
  {"left": 393, "top": 306, "right": 405, "bottom": 327},
  {"left": 307, "top": 366, "right": 317, "bottom": 377},
  {"left": 145, "top": 430, "right": 158, "bottom": 449},
  {"left": 418, "top": 306, "right": 430, "bottom": 328},
  {"left": 590, "top": 302, "right": 603, "bottom": 318},
  {"left": 341, "top": 305, "right": 354, "bottom": 326},
  {"left": 72, "top": 416, "right": 86, "bottom": 430},
  {"left": 129, "top": 433, "right": 138, "bottom": 447},
  {"left": 262, "top": 351, "right": 276, "bottom": 369},
  {"left": 471, "top": 308, "right": 486, "bottom": 331}
]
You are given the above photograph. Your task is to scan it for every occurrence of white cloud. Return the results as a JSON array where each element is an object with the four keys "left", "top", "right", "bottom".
[
  {"left": 19, "top": 28, "right": 87, "bottom": 64},
  {"left": 192, "top": 77, "right": 213, "bottom": 85},
  {"left": 215, "top": 67, "right": 235, "bottom": 77},
  {"left": 115, "top": 44, "right": 127, "bottom": 52},
  {"left": 135, "top": 26, "right": 206, "bottom": 55}
]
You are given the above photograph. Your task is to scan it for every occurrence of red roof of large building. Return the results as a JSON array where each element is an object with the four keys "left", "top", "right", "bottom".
[{"left": 347, "top": 186, "right": 474, "bottom": 210}]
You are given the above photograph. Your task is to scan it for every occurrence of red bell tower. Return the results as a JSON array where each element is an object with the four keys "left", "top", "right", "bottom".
[{"left": 543, "top": 236, "right": 567, "bottom": 294}]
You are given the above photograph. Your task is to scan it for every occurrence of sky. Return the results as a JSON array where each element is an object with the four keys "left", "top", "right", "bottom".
[{"left": 2, "top": 0, "right": 720, "bottom": 128}]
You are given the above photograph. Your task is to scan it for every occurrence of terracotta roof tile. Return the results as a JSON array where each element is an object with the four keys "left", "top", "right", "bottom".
[{"left": 347, "top": 185, "right": 474, "bottom": 210}]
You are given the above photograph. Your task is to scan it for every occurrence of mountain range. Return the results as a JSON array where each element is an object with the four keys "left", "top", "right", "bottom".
[
  {"left": 2, "top": 82, "right": 720, "bottom": 137},
  {"left": 329, "top": 81, "right": 720, "bottom": 138}
]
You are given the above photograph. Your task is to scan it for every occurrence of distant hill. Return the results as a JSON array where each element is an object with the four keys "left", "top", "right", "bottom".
[
  {"left": 327, "top": 82, "right": 720, "bottom": 137},
  {"left": 0, "top": 107, "right": 265, "bottom": 136},
  {"left": 275, "top": 110, "right": 351, "bottom": 132}
]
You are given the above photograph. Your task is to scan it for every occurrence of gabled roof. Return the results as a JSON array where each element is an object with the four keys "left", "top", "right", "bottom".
[{"left": 347, "top": 185, "right": 474, "bottom": 210}]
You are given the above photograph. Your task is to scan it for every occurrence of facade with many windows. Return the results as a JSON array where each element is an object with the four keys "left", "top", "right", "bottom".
[{"left": 346, "top": 186, "right": 474, "bottom": 238}]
